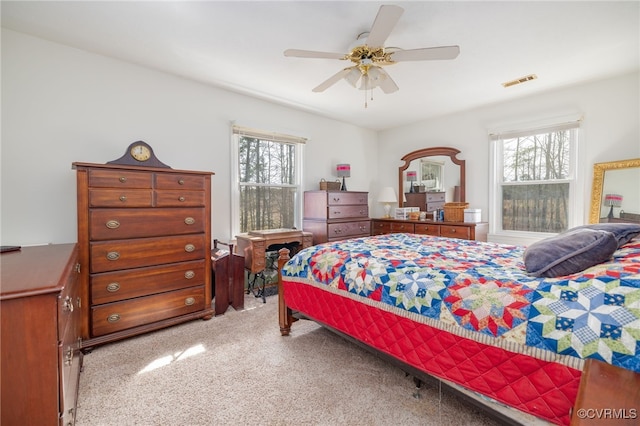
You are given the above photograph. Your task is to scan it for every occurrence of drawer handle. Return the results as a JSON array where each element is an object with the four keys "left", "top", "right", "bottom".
[
  {"left": 333, "top": 229, "right": 343, "bottom": 234},
  {"left": 184, "top": 217, "right": 195, "bottom": 225},
  {"left": 106, "top": 220, "right": 120, "bottom": 229},
  {"left": 184, "top": 244, "right": 195, "bottom": 252},
  {"left": 179, "top": 196, "right": 186, "bottom": 202},
  {"left": 359, "top": 210, "right": 366, "bottom": 215},
  {"left": 119, "top": 176, "right": 127, "bottom": 183},
  {"left": 450, "top": 229, "right": 456, "bottom": 233},
  {"left": 65, "top": 347, "right": 73, "bottom": 366},
  {"left": 107, "top": 313, "right": 120, "bottom": 323},
  {"left": 119, "top": 195, "right": 127, "bottom": 202},
  {"left": 178, "top": 179, "right": 185, "bottom": 185},
  {"left": 106, "top": 251, "right": 120, "bottom": 261},
  {"left": 334, "top": 210, "right": 342, "bottom": 215},
  {"left": 359, "top": 225, "right": 367, "bottom": 231},
  {"left": 184, "top": 297, "right": 195, "bottom": 306},
  {"left": 332, "top": 197, "right": 340, "bottom": 202},
  {"left": 63, "top": 296, "right": 74, "bottom": 312},
  {"left": 185, "top": 270, "right": 195, "bottom": 279},
  {"left": 106, "top": 282, "right": 120, "bottom": 292}
]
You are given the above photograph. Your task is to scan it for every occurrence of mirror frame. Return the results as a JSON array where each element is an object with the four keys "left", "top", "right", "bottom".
[
  {"left": 398, "top": 147, "right": 465, "bottom": 207},
  {"left": 589, "top": 158, "right": 640, "bottom": 224}
]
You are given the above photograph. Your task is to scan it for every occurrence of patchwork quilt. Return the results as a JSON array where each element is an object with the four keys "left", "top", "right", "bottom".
[{"left": 282, "top": 233, "right": 640, "bottom": 374}]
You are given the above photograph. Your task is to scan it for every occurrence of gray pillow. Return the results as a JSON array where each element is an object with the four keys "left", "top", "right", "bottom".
[
  {"left": 567, "top": 223, "right": 640, "bottom": 248},
  {"left": 524, "top": 228, "right": 618, "bottom": 278}
]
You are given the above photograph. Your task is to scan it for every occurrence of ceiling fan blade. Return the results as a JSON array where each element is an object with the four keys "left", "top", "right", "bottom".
[
  {"left": 312, "top": 68, "right": 354, "bottom": 92},
  {"left": 284, "top": 49, "right": 346, "bottom": 60},
  {"left": 389, "top": 46, "right": 460, "bottom": 62},
  {"left": 375, "top": 68, "right": 399, "bottom": 94},
  {"left": 365, "top": 5, "right": 404, "bottom": 48}
]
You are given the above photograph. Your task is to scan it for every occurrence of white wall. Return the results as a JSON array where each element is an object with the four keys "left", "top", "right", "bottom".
[
  {"left": 1, "top": 29, "right": 377, "bottom": 245},
  {"left": 377, "top": 71, "right": 640, "bottom": 243},
  {"left": 3, "top": 28, "right": 638, "bottom": 247}
]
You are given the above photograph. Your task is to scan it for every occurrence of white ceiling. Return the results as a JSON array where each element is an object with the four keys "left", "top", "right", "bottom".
[{"left": 2, "top": 1, "right": 639, "bottom": 131}]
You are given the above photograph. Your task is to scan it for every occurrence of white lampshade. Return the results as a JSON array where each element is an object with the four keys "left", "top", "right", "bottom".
[
  {"left": 378, "top": 187, "right": 397, "bottom": 218},
  {"left": 378, "top": 187, "right": 397, "bottom": 203}
]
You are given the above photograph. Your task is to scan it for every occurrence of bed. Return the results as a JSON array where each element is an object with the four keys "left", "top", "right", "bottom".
[{"left": 276, "top": 228, "right": 640, "bottom": 425}]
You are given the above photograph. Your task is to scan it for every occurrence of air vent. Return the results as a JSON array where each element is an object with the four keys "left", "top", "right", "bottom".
[{"left": 502, "top": 74, "right": 537, "bottom": 88}]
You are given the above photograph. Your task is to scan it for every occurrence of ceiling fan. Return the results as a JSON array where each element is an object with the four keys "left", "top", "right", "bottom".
[{"left": 283, "top": 5, "right": 460, "bottom": 106}]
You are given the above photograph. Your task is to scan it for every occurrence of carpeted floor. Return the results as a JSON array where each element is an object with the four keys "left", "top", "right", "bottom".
[{"left": 75, "top": 294, "right": 511, "bottom": 425}]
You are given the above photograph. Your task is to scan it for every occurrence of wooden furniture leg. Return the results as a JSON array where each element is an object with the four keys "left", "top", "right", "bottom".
[{"left": 277, "top": 248, "right": 294, "bottom": 336}]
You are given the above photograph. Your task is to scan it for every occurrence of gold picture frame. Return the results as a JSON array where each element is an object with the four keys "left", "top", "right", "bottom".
[{"left": 589, "top": 158, "right": 640, "bottom": 224}]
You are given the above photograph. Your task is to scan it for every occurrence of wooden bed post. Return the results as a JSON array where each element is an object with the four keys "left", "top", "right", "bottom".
[{"left": 277, "top": 248, "right": 293, "bottom": 336}]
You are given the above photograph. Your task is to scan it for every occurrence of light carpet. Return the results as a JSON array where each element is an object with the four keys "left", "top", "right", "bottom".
[{"left": 76, "top": 295, "right": 502, "bottom": 425}]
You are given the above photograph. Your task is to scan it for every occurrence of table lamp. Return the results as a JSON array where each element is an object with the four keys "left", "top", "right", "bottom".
[
  {"left": 337, "top": 164, "right": 350, "bottom": 191},
  {"left": 378, "top": 186, "right": 398, "bottom": 218},
  {"left": 604, "top": 193, "right": 622, "bottom": 219},
  {"left": 406, "top": 171, "right": 417, "bottom": 193}
]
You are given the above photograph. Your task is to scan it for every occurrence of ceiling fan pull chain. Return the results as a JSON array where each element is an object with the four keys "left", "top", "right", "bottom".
[{"left": 364, "top": 78, "right": 368, "bottom": 108}]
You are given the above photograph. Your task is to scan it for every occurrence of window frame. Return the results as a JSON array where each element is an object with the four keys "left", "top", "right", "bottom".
[
  {"left": 230, "top": 126, "right": 305, "bottom": 237},
  {"left": 488, "top": 117, "right": 584, "bottom": 244}
]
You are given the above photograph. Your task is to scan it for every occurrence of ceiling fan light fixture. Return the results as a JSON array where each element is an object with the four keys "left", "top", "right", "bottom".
[{"left": 284, "top": 4, "right": 458, "bottom": 107}]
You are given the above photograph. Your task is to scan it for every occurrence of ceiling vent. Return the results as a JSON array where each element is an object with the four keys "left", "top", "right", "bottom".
[{"left": 502, "top": 74, "right": 537, "bottom": 88}]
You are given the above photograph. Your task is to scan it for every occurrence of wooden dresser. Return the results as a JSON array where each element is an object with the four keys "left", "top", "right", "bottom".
[
  {"left": 371, "top": 218, "right": 488, "bottom": 241},
  {"left": 1, "top": 244, "right": 82, "bottom": 426},
  {"left": 404, "top": 191, "right": 446, "bottom": 213},
  {"left": 303, "top": 190, "right": 370, "bottom": 244},
  {"left": 73, "top": 162, "right": 214, "bottom": 348}
]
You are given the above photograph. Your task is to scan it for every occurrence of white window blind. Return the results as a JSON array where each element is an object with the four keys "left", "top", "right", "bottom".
[
  {"left": 232, "top": 125, "right": 307, "bottom": 145},
  {"left": 230, "top": 124, "right": 305, "bottom": 236}
]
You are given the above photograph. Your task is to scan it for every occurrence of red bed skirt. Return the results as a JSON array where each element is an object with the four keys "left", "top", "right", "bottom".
[{"left": 284, "top": 280, "right": 581, "bottom": 425}]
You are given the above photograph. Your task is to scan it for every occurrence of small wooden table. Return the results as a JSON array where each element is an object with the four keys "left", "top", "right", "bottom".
[
  {"left": 236, "top": 229, "right": 313, "bottom": 274},
  {"left": 571, "top": 359, "right": 640, "bottom": 425},
  {"left": 236, "top": 229, "right": 313, "bottom": 302}
]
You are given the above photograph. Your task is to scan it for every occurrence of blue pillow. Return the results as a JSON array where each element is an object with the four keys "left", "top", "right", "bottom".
[
  {"left": 568, "top": 223, "right": 640, "bottom": 247},
  {"left": 524, "top": 228, "right": 618, "bottom": 278}
]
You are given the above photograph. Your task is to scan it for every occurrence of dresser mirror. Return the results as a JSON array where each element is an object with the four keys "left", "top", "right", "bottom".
[
  {"left": 588, "top": 158, "right": 640, "bottom": 224},
  {"left": 398, "top": 147, "right": 465, "bottom": 208}
]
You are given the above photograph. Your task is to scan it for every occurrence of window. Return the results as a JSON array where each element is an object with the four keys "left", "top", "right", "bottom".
[
  {"left": 490, "top": 119, "right": 581, "bottom": 239},
  {"left": 231, "top": 125, "right": 305, "bottom": 235}
]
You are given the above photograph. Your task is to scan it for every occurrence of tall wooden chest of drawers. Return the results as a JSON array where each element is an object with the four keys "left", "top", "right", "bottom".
[
  {"left": 303, "top": 190, "right": 370, "bottom": 244},
  {"left": 1, "top": 244, "right": 82, "bottom": 426},
  {"left": 73, "top": 162, "right": 214, "bottom": 348}
]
